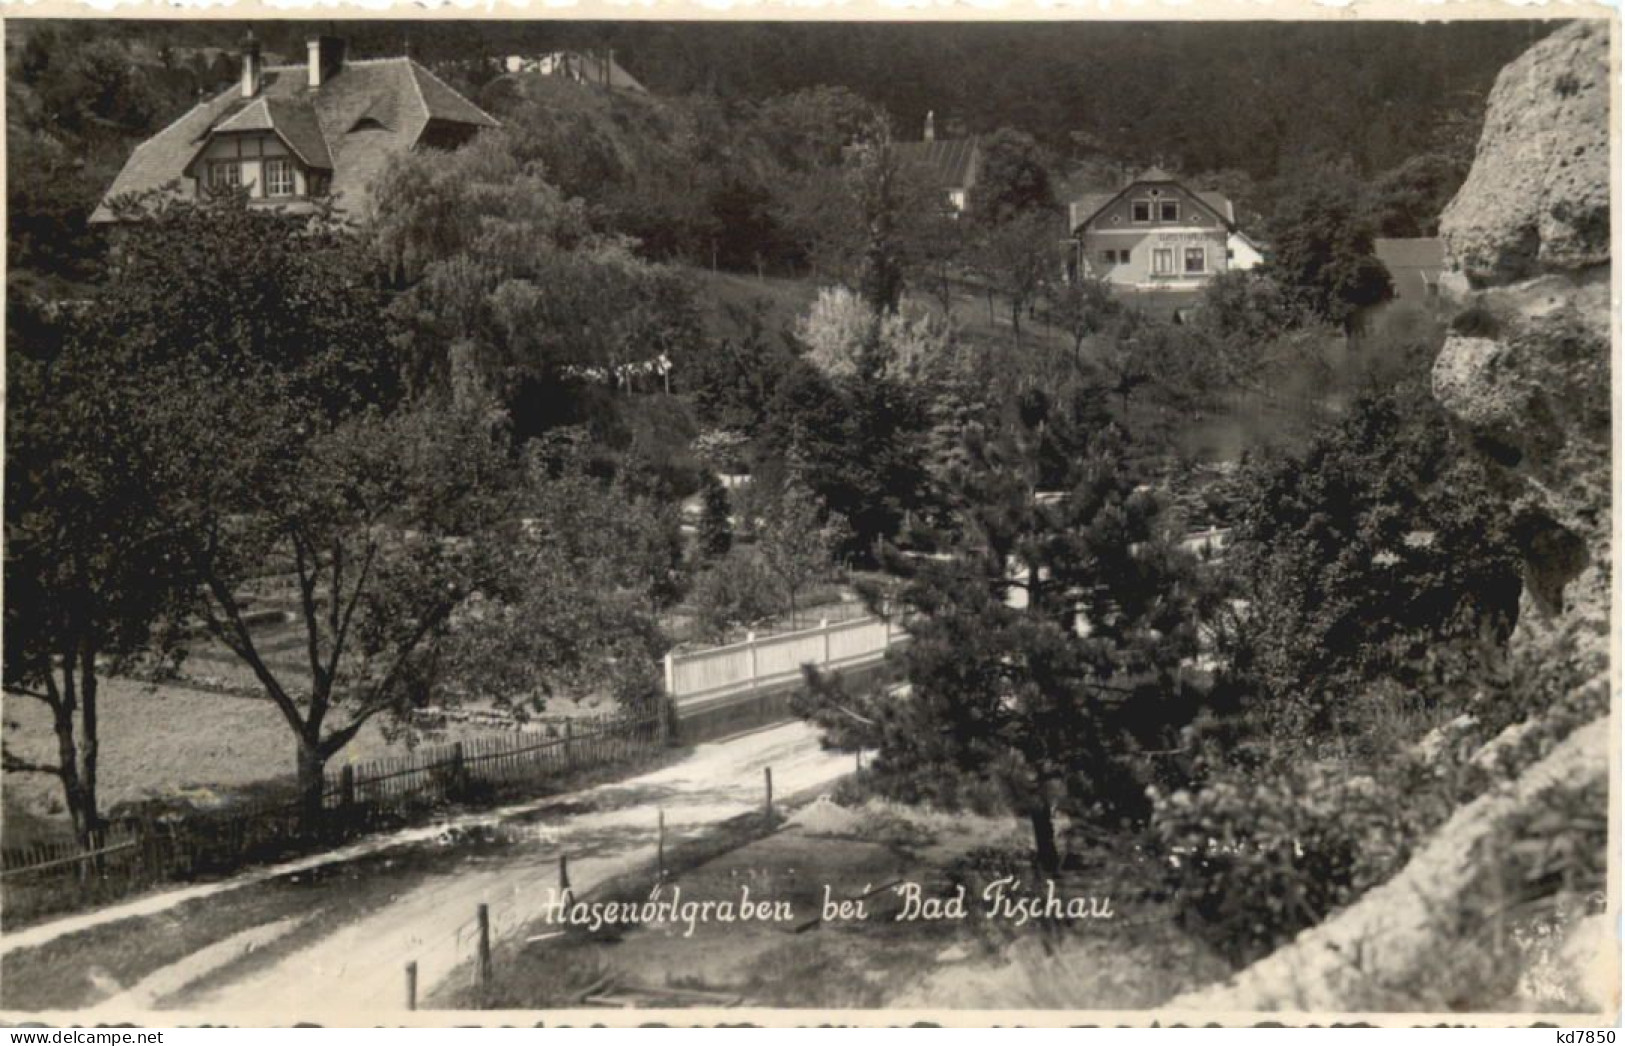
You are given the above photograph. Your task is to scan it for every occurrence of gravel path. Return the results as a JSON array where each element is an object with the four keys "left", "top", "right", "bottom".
[{"left": 63, "top": 721, "right": 850, "bottom": 1020}]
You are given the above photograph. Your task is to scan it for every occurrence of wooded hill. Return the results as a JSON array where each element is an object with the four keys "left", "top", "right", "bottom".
[{"left": 6, "top": 18, "right": 1558, "bottom": 291}]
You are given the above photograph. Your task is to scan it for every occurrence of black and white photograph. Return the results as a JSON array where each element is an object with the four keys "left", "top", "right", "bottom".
[{"left": 0, "top": 9, "right": 1616, "bottom": 1026}]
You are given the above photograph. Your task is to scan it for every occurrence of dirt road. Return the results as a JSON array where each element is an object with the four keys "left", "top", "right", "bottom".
[{"left": 77, "top": 721, "right": 851, "bottom": 1019}]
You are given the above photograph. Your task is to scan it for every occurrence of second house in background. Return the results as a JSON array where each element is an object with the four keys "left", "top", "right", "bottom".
[{"left": 1068, "top": 167, "right": 1264, "bottom": 311}]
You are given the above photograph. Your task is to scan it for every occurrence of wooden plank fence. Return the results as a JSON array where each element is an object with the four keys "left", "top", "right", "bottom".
[
  {"left": 1, "top": 710, "right": 664, "bottom": 928},
  {"left": 664, "top": 613, "right": 906, "bottom": 705},
  {"left": 665, "top": 612, "right": 909, "bottom": 745}
]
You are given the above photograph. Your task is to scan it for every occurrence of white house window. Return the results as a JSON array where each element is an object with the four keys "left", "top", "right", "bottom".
[
  {"left": 1184, "top": 246, "right": 1207, "bottom": 274},
  {"left": 1132, "top": 200, "right": 1152, "bottom": 223},
  {"left": 1160, "top": 201, "right": 1180, "bottom": 222},
  {"left": 1152, "top": 248, "right": 1175, "bottom": 275},
  {"left": 208, "top": 162, "right": 242, "bottom": 191},
  {"left": 265, "top": 158, "right": 297, "bottom": 198}
]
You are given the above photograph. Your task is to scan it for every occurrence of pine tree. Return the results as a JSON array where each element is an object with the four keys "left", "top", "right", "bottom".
[
  {"left": 697, "top": 473, "right": 734, "bottom": 560},
  {"left": 800, "top": 390, "right": 1216, "bottom": 870}
]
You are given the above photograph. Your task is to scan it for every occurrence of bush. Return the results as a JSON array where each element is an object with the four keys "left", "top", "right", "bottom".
[
  {"left": 1149, "top": 763, "right": 1417, "bottom": 965},
  {"left": 690, "top": 551, "right": 784, "bottom": 642}
]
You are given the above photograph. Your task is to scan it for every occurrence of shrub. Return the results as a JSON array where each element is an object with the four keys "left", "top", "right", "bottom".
[
  {"left": 689, "top": 551, "right": 784, "bottom": 642},
  {"left": 1149, "top": 763, "right": 1417, "bottom": 965}
]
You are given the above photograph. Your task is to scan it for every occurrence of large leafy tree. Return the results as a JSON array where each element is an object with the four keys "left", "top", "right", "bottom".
[
  {"left": 1264, "top": 179, "right": 1393, "bottom": 331},
  {"left": 800, "top": 394, "right": 1216, "bottom": 869},
  {"left": 966, "top": 127, "right": 1057, "bottom": 226},
  {"left": 3, "top": 296, "right": 194, "bottom": 847},
  {"left": 59, "top": 195, "right": 662, "bottom": 825},
  {"left": 969, "top": 209, "right": 1062, "bottom": 350},
  {"left": 371, "top": 134, "right": 702, "bottom": 419}
]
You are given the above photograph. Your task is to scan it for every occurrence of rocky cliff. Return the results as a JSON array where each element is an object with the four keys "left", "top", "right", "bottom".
[
  {"left": 1434, "top": 18, "right": 1612, "bottom": 665},
  {"left": 1440, "top": 20, "right": 1611, "bottom": 284}
]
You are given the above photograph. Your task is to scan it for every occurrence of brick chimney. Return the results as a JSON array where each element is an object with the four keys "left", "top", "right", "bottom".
[
  {"left": 307, "top": 36, "right": 347, "bottom": 89},
  {"left": 240, "top": 30, "right": 263, "bottom": 99},
  {"left": 924, "top": 110, "right": 936, "bottom": 142}
]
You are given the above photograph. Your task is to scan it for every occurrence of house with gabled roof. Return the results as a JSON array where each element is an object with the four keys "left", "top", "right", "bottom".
[
  {"left": 893, "top": 113, "right": 980, "bottom": 214},
  {"left": 91, "top": 34, "right": 499, "bottom": 225},
  {"left": 1067, "top": 168, "right": 1262, "bottom": 303}
]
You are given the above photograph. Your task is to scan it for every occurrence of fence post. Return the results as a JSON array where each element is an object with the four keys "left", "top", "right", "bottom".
[
  {"left": 406, "top": 961, "right": 418, "bottom": 1011},
  {"left": 476, "top": 904, "right": 492, "bottom": 996},
  {"left": 657, "top": 808, "right": 666, "bottom": 883},
  {"left": 883, "top": 601, "right": 893, "bottom": 646},
  {"left": 564, "top": 721, "right": 575, "bottom": 767},
  {"left": 746, "top": 631, "right": 758, "bottom": 688},
  {"left": 821, "top": 618, "right": 831, "bottom": 666},
  {"left": 450, "top": 742, "right": 466, "bottom": 800},
  {"left": 340, "top": 766, "right": 356, "bottom": 818},
  {"left": 657, "top": 697, "right": 673, "bottom": 747},
  {"left": 663, "top": 650, "right": 676, "bottom": 697},
  {"left": 139, "top": 813, "right": 161, "bottom": 880},
  {"left": 559, "top": 853, "right": 572, "bottom": 895},
  {"left": 764, "top": 767, "right": 774, "bottom": 825}
]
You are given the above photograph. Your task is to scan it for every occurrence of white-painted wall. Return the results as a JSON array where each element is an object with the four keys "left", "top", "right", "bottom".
[{"left": 1227, "top": 233, "right": 1265, "bottom": 271}]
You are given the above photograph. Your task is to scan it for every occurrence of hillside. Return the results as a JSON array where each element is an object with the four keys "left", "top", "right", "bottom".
[{"left": 6, "top": 18, "right": 1557, "bottom": 290}]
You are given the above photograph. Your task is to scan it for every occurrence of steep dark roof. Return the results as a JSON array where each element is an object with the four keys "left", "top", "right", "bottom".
[
  {"left": 1373, "top": 237, "right": 1445, "bottom": 271},
  {"left": 1068, "top": 192, "right": 1115, "bottom": 231},
  {"left": 407, "top": 62, "right": 503, "bottom": 128},
  {"left": 93, "top": 57, "right": 498, "bottom": 224},
  {"left": 1195, "top": 191, "right": 1234, "bottom": 224},
  {"left": 1374, "top": 237, "right": 1445, "bottom": 300},
  {"left": 893, "top": 138, "right": 979, "bottom": 191}
]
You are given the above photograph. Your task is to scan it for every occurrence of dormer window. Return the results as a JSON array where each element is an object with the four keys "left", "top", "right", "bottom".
[
  {"left": 1160, "top": 200, "right": 1180, "bottom": 222},
  {"left": 1132, "top": 199, "right": 1152, "bottom": 222},
  {"left": 265, "top": 158, "right": 297, "bottom": 197}
]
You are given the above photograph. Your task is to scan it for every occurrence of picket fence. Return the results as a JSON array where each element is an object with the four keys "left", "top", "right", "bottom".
[
  {"left": 0, "top": 711, "right": 664, "bottom": 927},
  {"left": 664, "top": 613, "right": 904, "bottom": 704}
]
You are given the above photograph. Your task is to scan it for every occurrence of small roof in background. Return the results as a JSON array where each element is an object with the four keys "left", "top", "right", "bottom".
[
  {"left": 1373, "top": 237, "right": 1446, "bottom": 270},
  {"left": 1373, "top": 237, "right": 1446, "bottom": 300},
  {"left": 893, "top": 138, "right": 979, "bottom": 190}
]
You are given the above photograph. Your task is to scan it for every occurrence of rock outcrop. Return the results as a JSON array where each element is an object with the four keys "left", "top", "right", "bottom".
[
  {"left": 1440, "top": 20, "right": 1610, "bottom": 284},
  {"left": 1434, "top": 19, "right": 1612, "bottom": 664}
]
